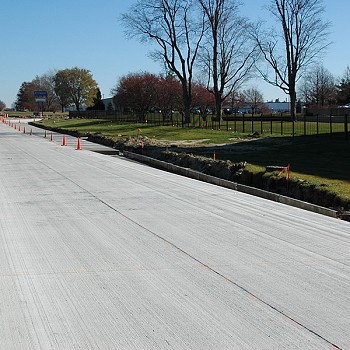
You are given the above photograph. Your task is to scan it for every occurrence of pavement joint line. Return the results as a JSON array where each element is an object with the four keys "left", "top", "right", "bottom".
[
  {"left": 20, "top": 148, "right": 341, "bottom": 350},
  {"left": 79, "top": 189, "right": 344, "bottom": 350}
]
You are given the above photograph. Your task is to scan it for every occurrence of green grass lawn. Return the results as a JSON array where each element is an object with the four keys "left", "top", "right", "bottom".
[
  {"left": 36, "top": 118, "right": 350, "bottom": 203},
  {"left": 39, "top": 118, "right": 248, "bottom": 143}
]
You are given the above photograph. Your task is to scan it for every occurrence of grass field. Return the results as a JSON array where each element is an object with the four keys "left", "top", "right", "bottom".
[{"left": 36, "top": 118, "right": 350, "bottom": 203}]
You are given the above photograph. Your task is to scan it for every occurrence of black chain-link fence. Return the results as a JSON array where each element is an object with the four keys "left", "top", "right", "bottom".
[{"left": 69, "top": 110, "right": 349, "bottom": 140}]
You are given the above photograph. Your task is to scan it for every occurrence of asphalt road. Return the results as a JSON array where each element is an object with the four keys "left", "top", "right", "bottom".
[{"left": 1, "top": 121, "right": 349, "bottom": 349}]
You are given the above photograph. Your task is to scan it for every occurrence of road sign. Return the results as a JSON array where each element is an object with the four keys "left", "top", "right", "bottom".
[{"left": 34, "top": 91, "right": 47, "bottom": 103}]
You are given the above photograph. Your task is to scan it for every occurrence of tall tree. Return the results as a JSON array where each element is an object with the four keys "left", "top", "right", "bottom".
[
  {"left": 54, "top": 67, "right": 98, "bottom": 112},
  {"left": 15, "top": 82, "right": 37, "bottom": 111},
  {"left": 253, "top": 0, "right": 330, "bottom": 119},
  {"left": 54, "top": 70, "right": 73, "bottom": 112},
  {"left": 122, "top": 0, "right": 206, "bottom": 122},
  {"left": 299, "top": 65, "right": 336, "bottom": 107},
  {"left": 336, "top": 66, "right": 350, "bottom": 106},
  {"left": 113, "top": 72, "right": 160, "bottom": 121},
  {"left": 0, "top": 100, "right": 5, "bottom": 111},
  {"left": 198, "top": 0, "right": 258, "bottom": 119},
  {"left": 87, "top": 88, "right": 106, "bottom": 110}
]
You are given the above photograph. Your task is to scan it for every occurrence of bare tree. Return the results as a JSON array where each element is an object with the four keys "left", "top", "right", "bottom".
[
  {"left": 299, "top": 65, "right": 336, "bottom": 107},
  {"left": 253, "top": 0, "right": 330, "bottom": 120},
  {"left": 33, "top": 71, "right": 60, "bottom": 112},
  {"left": 198, "top": 0, "right": 258, "bottom": 119},
  {"left": 122, "top": 0, "right": 206, "bottom": 123},
  {"left": 0, "top": 100, "right": 5, "bottom": 111},
  {"left": 243, "top": 87, "right": 264, "bottom": 114}
]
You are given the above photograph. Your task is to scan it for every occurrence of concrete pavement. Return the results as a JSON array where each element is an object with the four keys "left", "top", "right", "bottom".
[{"left": 0, "top": 121, "right": 349, "bottom": 349}]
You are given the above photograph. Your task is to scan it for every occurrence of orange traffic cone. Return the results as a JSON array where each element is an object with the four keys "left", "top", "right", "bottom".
[
  {"left": 50, "top": 132, "right": 53, "bottom": 141},
  {"left": 23, "top": 127, "right": 26, "bottom": 134},
  {"left": 18, "top": 125, "right": 21, "bottom": 132},
  {"left": 62, "top": 135, "right": 67, "bottom": 146},
  {"left": 76, "top": 137, "right": 81, "bottom": 150},
  {"left": 213, "top": 151, "right": 216, "bottom": 160}
]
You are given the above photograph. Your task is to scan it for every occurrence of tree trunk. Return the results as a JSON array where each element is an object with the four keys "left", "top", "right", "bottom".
[
  {"left": 183, "top": 101, "right": 191, "bottom": 124},
  {"left": 215, "top": 94, "right": 222, "bottom": 120},
  {"left": 290, "top": 89, "right": 297, "bottom": 121},
  {"left": 182, "top": 84, "right": 191, "bottom": 124}
]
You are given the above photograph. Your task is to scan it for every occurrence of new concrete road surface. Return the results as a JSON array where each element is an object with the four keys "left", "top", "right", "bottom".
[{"left": 0, "top": 121, "right": 349, "bottom": 350}]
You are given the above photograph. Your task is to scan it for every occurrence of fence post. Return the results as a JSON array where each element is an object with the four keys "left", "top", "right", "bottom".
[
  {"left": 270, "top": 116, "right": 273, "bottom": 135},
  {"left": 345, "top": 114, "right": 349, "bottom": 140},
  {"left": 281, "top": 118, "right": 283, "bottom": 135}
]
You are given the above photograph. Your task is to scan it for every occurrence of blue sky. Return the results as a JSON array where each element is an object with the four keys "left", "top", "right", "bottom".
[{"left": 0, "top": 0, "right": 349, "bottom": 108}]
